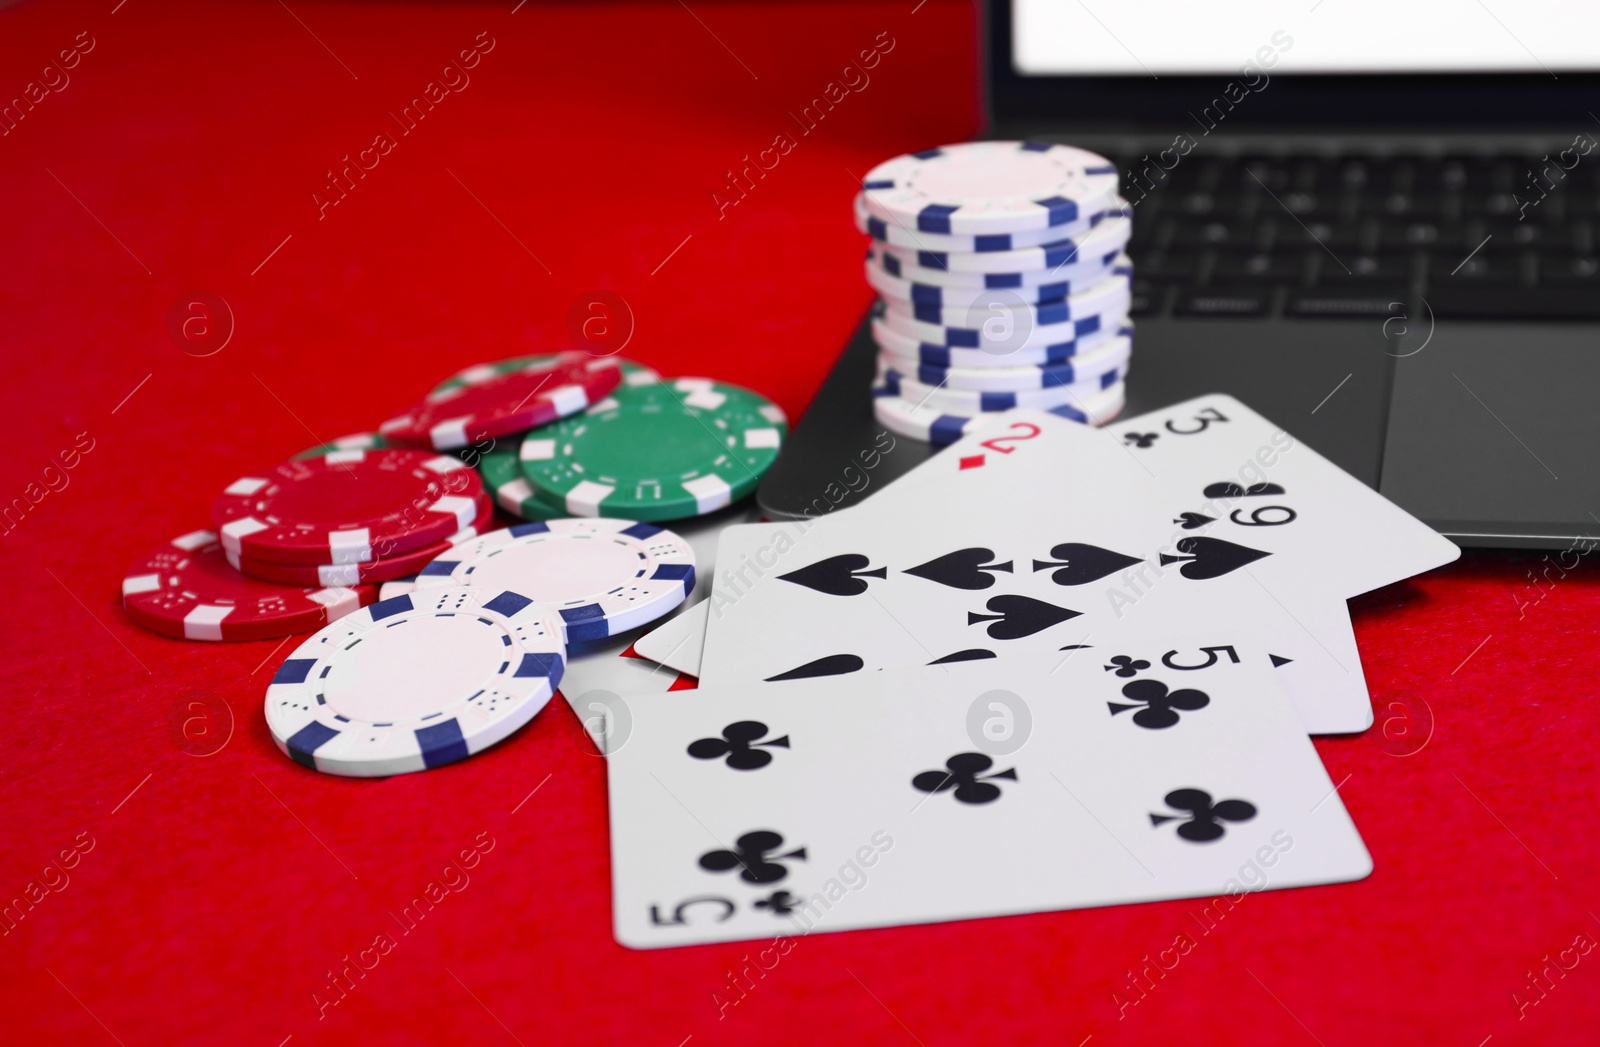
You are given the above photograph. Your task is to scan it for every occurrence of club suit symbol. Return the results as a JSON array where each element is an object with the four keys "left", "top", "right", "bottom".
[
  {"left": 752, "top": 889, "right": 802, "bottom": 916},
  {"left": 912, "top": 752, "right": 1017, "bottom": 805},
  {"left": 1031, "top": 543, "right": 1143, "bottom": 585},
  {"left": 699, "top": 831, "right": 808, "bottom": 884},
  {"left": 778, "top": 554, "right": 887, "bottom": 596},
  {"left": 903, "top": 547, "right": 1014, "bottom": 590},
  {"left": 1158, "top": 536, "right": 1271, "bottom": 580},
  {"left": 967, "top": 594, "right": 1081, "bottom": 640},
  {"left": 1124, "top": 432, "right": 1159, "bottom": 448},
  {"left": 1104, "top": 655, "right": 1150, "bottom": 678},
  {"left": 687, "top": 721, "right": 791, "bottom": 770},
  {"left": 1150, "top": 789, "right": 1257, "bottom": 842},
  {"left": 1107, "top": 679, "right": 1210, "bottom": 729}
]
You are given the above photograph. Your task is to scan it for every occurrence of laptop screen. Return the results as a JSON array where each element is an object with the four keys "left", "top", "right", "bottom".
[{"left": 1013, "top": 0, "right": 1599, "bottom": 76}]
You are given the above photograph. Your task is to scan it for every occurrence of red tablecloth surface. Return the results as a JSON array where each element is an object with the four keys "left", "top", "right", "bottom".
[{"left": 3, "top": 2, "right": 1597, "bottom": 1044}]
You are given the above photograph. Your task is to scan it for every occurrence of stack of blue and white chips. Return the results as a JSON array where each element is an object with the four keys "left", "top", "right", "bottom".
[{"left": 857, "top": 141, "right": 1134, "bottom": 447}]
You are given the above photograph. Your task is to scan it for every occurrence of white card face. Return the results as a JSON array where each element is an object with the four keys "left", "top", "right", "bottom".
[
  {"left": 881, "top": 394, "right": 1459, "bottom": 600},
  {"left": 609, "top": 643, "right": 1371, "bottom": 949},
  {"left": 631, "top": 598, "right": 708, "bottom": 677},
  {"left": 700, "top": 506, "right": 1373, "bottom": 735}
]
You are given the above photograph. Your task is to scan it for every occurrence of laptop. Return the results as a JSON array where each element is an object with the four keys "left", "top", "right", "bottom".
[{"left": 757, "top": 0, "right": 1600, "bottom": 550}]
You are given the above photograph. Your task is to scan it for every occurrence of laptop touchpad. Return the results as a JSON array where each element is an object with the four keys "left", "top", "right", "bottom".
[{"left": 1380, "top": 321, "right": 1600, "bottom": 537}]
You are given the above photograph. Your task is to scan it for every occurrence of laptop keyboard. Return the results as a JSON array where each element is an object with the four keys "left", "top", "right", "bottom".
[{"left": 1100, "top": 152, "right": 1600, "bottom": 320}]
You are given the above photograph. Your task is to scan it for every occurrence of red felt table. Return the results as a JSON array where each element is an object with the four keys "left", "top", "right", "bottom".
[{"left": 3, "top": 2, "right": 1597, "bottom": 1044}]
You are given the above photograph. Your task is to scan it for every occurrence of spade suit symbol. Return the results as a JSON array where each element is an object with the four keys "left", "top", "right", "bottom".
[
  {"left": 1031, "top": 543, "right": 1143, "bottom": 585},
  {"left": 764, "top": 653, "right": 865, "bottom": 682},
  {"left": 1158, "top": 536, "right": 1271, "bottom": 580},
  {"left": 1202, "top": 481, "right": 1285, "bottom": 499},
  {"left": 903, "top": 548, "right": 1014, "bottom": 590},
  {"left": 1173, "top": 512, "right": 1214, "bottom": 530},
  {"left": 778, "top": 554, "right": 887, "bottom": 596},
  {"left": 967, "top": 595, "right": 1081, "bottom": 640}
]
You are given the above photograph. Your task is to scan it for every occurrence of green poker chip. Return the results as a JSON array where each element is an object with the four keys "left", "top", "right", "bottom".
[
  {"left": 515, "top": 378, "right": 787, "bottom": 521},
  {"left": 292, "top": 432, "right": 389, "bottom": 459},
  {"left": 430, "top": 354, "right": 660, "bottom": 397},
  {"left": 477, "top": 444, "right": 565, "bottom": 521}
]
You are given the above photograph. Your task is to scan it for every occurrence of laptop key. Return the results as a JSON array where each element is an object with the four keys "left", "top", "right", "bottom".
[
  {"left": 1211, "top": 252, "right": 1307, "bottom": 283},
  {"left": 1427, "top": 287, "right": 1600, "bottom": 319},
  {"left": 1539, "top": 255, "right": 1600, "bottom": 285},
  {"left": 1286, "top": 289, "right": 1407, "bottom": 319},
  {"left": 1175, "top": 286, "right": 1272, "bottom": 318},
  {"left": 1435, "top": 252, "right": 1522, "bottom": 285}
]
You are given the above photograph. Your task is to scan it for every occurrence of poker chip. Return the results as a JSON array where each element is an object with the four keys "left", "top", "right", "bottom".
[
  {"left": 860, "top": 141, "right": 1121, "bottom": 237},
  {"left": 517, "top": 379, "right": 786, "bottom": 521},
  {"left": 430, "top": 354, "right": 659, "bottom": 397},
  {"left": 293, "top": 432, "right": 388, "bottom": 459},
  {"left": 877, "top": 356, "right": 1128, "bottom": 414},
  {"left": 873, "top": 381, "right": 1126, "bottom": 446},
  {"left": 872, "top": 313, "right": 1118, "bottom": 368},
  {"left": 865, "top": 248, "right": 1114, "bottom": 308},
  {"left": 872, "top": 214, "right": 1130, "bottom": 276},
  {"left": 379, "top": 352, "right": 622, "bottom": 452},
  {"left": 212, "top": 448, "right": 485, "bottom": 565},
  {"left": 264, "top": 586, "right": 567, "bottom": 777},
  {"left": 379, "top": 575, "right": 420, "bottom": 600},
  {"left": 878, "top": 269, "right": 1131, "bottom": 351},
  {"left": 878, "top": 329, "right": 1133, "bottom": 392},
  {"left": 869, "top": 242, "right": 1123, "bottom": 291},
  {"left": 226, "top": 512, "right": 490, "bottom": 587},
  {"left": 413, "top": 518, "right": 696, "bottom": 644},
  {"left": 477, "top": 443, "right": 566, "bottom": 522},
  {"left": 853, "top": 191, "right": 1129, "bottom": 252},
  {"left": 122, "top": 530, "right": 377, "bottom": 642}
]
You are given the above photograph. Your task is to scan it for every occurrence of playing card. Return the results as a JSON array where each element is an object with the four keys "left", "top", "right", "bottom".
[
  {"left": 885, "top": 394, "right": 1460, "bottom": 600},
  {"left": 632, "top": 598, "right": 708, "bottom": 678},
  {"left": 608, "top": 641, "right": 1371, "bottom": 948},
  {"left": 701, "top": 517, "right": 1367, "bottom": 732}
]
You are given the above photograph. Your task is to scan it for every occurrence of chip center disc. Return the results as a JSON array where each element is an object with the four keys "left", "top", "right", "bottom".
[
  {"left": 910, "top": 152, "right": 1066, "bottom": 199},
  {"left": 268, "top": 469, "right": 433, "bottom": 523},
  {"left": 322, "top": 615, "right": 505, "bottom": 722},
  {"left": 580, "top": 408, "right": 725, "bottom": 480},
  {"left": 475, "top": 539, "right": 641, "bottom": 603}
]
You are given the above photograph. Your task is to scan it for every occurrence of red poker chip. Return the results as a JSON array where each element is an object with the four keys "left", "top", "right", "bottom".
[
  {"left": 121, "top": 530, "right": 378, "bottom": 642},
  {"left": 211, "top": 448, "right": 485, "bottom": 565},
  {"left": 226, "top": 498, "right": 496, "bottom": 586},
  {"left": 379, "top": 352, "right": 622, "bottom": 451}
]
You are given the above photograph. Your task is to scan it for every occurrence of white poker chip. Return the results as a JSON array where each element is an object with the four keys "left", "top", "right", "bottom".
[
  {"left": 878, "top": 268, "right": 1131, "bottom": 352},
  {"left": 865, "top": 245, "right": 1118, "bottom": 306},
  {"left": 877, "top": 330, "right": 1132, "bottom": 393},
  {"left": 854, "top": 192, "right": 1129, "bottom": 253},
  {"left": 877, "top": 361, "right": 1128, "bottom": 415},
  {"left": 412, "top": 518, "right": 696, "bottom": 645},
  {"left": 872, "top": 315, "right": 1121, "bottom": 368},
  {"left": 878, "top": 340, "right": 1131, "bottom": 409},
  {"left": 379, "top": 574, "right": 420, "bottom": 600},
  {"left": 873, "top": 381, "right": 1126, "bottom": 447},
  {"left": 872, "top": 214, "right": 1130, "bottom": 276},
  {"left": 860, "top": 142, "right": 1122, "bottom": 237},
  {"left": 265, "top": 586, "right": 567, "bottom": 777}
]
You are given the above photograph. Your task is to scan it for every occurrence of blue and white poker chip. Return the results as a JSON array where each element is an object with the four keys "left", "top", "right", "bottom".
[
  {"left": 860, "top": 142, "right": 1122, "bottom": 237},
  {"left": 877, "top": 329, "right": 1133, "bottom": 393},
  {"left": 867, "top": 242, "right": 1121, "bottom": 292},
  {"left": 873, "top": 380, "right": 1127, "bottom": 447},
  {"left": 876, "top": 355, "right": 1128, "bottom": 414},
  {"left": 264, "top": 586, "right": 566, "bottom": 777},
  {"left": 853, "top": 191, "right": 1129, "bottom": 253},
  {"left": 865, "top": 246, "right": 1116, "bottom": 308},
  {"left": 872, "top": 313, "right": 1120, "bottom": 368},
  {"left": 412, "top": 518, "right": 695, "bottom": 645},
  {"left": 878, "top": 265, "right": 1131, "bottom": 349},
  {"left": 872, "top": 213, "right": 1130, "bottom": 276}
]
